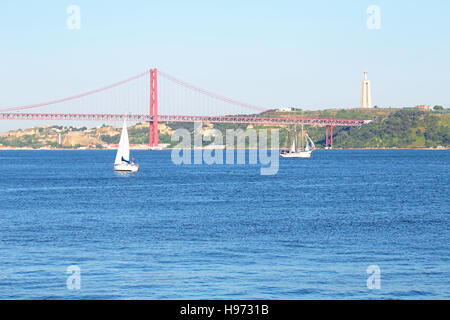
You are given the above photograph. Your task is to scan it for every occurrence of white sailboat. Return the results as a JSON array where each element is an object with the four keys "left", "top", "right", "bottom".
[
  {"left": 280, "top": 124, "right": 315, "bottom": 158},
  {"left": 114, "top": 120, "right": 139, "bottom": 172}
]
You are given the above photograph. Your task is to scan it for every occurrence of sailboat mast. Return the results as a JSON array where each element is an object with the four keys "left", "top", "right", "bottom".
[
  {"left": 283, "top": 127, "right": 288, "bottom": 150},
  {"left": 301, "top": 124, "right": 304, "bottom": 150},
  {"left": 294, "top": 125, "right": 297, "bottom": 152}
]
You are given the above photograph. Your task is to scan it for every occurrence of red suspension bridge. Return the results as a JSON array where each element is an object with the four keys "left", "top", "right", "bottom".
[{"left": 0, "top": 68, "right": 368, "bottom": 148}]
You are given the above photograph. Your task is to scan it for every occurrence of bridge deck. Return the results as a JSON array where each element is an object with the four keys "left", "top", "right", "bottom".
[{"left": 0, "top": 113, "right": 369, "bottom": 127}]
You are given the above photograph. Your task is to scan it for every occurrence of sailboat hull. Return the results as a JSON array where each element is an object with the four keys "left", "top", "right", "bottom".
[
  {"left": 114, "top": 163, "right": 139, "bottom": 172},
  {"left": 280, "top": 151, "right": 312, "bottom": 158}
]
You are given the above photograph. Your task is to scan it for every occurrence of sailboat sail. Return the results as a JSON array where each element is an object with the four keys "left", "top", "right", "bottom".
[
  {"left": 299, "top": 127, "right": 303, "bottom": 151},
  {"left": 306, "top": 134, "right": 315, "bottom": 149},
  {"left": 114, "top": 121, "right": 130, "bottom": 165},
  {"left": 290, "top": 125, "right": 297, "bottom": 152}
]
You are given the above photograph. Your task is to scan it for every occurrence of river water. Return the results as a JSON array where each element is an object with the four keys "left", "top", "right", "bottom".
[{"left": 0, "top": 150, "right": 448, "bottom": 299}]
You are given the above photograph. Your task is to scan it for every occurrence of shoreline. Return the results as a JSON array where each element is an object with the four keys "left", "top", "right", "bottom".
[{"left": 0, "top": 147, "right": 448, "bottom": 151}]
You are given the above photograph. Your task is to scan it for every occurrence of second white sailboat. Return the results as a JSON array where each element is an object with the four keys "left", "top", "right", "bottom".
[{"left": 280, "top": 124, "right": 315, "bottom": 158}]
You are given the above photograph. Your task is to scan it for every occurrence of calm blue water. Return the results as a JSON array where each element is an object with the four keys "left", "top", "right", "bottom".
[{"left": 0, "top": 150, "right": 448, "bottom": 299}]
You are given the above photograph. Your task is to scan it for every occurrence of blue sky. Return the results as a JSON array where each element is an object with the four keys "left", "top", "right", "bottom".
[{"left": 0, "top": 0, "right": 449, "bottom": 131}]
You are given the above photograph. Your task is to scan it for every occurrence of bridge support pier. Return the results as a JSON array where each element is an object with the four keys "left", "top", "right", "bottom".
[
  {"left": 149, "top": 68, "right": 158, "bottom": 147},
  {"left": 325, "top": 121, "right": 333, "bottom": 149}
]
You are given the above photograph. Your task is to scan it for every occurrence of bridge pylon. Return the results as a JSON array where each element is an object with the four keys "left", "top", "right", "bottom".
[
  {"left": 325, "top": 119, "right": 334, "bottom": 149},
  {"left": 149, "top": 68, "right": 158, "bottom": 147}
]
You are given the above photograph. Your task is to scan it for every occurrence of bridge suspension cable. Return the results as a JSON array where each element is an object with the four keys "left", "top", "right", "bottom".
[
  {"left": 157, "top": 70, "right": 266, "bottom": 113},
  {"left": 0, "top": 71, "right": 149, "bottom": 113}
]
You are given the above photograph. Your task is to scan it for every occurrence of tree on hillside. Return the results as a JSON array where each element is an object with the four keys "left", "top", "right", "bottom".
[{"left": 433, "top": 105, "right": 444, "bottom": 111}]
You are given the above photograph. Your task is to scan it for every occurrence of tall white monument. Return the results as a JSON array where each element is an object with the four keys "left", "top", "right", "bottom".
[{"left": 360, "top": 71, "right": 372, "bottom": 108}]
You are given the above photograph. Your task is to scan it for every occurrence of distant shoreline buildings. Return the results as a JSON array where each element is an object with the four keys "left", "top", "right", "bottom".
[{"left": 414, "top": 105, "right": 433, "bottom": 111}]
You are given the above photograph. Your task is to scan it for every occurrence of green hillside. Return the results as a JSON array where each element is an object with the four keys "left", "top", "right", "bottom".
[
  {"left": 0, "top": 108, "right": 448, "bottom": 149},
  {"left": 332, "top": 109, "right": 449, "bottom": 148},
  {"left": 238, "top": 108, "right": 449, "bottom": 149}
]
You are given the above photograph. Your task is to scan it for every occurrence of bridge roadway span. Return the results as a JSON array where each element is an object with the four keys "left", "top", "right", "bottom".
[{"left": 0, "top": 113, "right": 368, "bottom": 127}]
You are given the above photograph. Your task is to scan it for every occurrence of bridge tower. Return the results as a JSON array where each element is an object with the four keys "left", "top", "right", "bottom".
[
  {"left": 325, "top": 119, "right": 334, "bottom": 149},
  {"left": 149, "top": 68, "right": 158, "bottom": 146}
]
